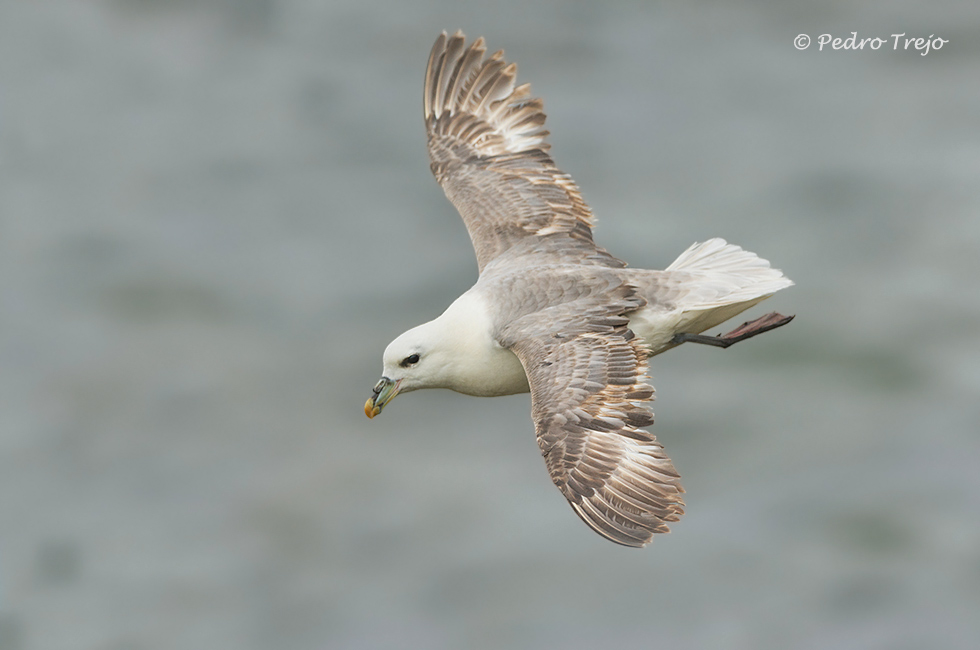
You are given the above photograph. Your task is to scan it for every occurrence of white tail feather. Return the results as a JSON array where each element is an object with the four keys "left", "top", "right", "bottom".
[
  {"left": 630, "top": 238, "right": 793, "bottom": 354},
  {"left": 665, "top": 238, "right": 793, "bottom": 309}
]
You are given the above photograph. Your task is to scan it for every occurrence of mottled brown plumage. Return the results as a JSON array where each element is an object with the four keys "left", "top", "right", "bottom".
[
  {"left": 499, "top": 292, "right": 684, "bottom": 546},
  {"left": 424, "top": 31, "right": 624, "bottom": 273}
]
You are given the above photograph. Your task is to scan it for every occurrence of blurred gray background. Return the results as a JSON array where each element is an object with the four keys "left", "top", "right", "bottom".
[{"left": 2, "top": 1, "right": 979, "bottom": 649}]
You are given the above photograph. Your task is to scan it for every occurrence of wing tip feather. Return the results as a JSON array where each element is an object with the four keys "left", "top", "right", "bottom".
[{"left": 424, "top": 31, "right": 550, "bottom": 157}]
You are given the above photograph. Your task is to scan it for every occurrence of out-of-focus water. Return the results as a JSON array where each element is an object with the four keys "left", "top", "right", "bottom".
[{"left": 2, "top": 1, "right": 979, "bottom": 649}]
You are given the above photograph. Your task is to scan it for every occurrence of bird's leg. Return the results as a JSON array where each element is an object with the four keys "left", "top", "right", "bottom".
[{"left": 671, "top": 312, "right": 795, "bottom": 349}]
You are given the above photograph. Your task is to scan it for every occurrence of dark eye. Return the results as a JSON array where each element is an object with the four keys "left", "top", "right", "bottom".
[{"left": 400, "top": 353, "right": 420, "bottom": 368}]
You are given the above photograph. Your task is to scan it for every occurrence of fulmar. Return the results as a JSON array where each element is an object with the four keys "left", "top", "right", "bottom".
[{"left": 365, "top": 31, "right": 794, "bottom": 547}]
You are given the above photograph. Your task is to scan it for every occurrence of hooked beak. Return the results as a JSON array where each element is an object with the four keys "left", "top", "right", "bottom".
[{"left": 364, "top": 377, "right": 401, "bottom": 419}]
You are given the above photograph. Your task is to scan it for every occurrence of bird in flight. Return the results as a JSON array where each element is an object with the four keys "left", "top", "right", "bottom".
[{"left": 365, "top": 31, "right": 793, "bottom": 547}]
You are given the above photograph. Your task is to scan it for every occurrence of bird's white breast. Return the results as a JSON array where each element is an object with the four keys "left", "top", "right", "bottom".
[{"left": 437, "top": 290, "right": 530, "bottom": 397}]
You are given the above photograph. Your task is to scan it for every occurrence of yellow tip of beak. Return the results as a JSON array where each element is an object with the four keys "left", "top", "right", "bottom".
[{"left": 364, "top": 398, "right": 381, "bottom": 419}]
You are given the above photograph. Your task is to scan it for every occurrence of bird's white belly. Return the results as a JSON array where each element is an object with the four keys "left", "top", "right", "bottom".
[{"left": 629, "top": 308, "right": 684, "bottom": 356}]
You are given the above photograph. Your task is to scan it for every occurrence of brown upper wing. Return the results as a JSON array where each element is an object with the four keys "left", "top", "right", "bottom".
[
  {"left": 500, "top": 289, "right": 686, "bottom": 547},
  {"left": 424, "top": 31, "right": 624, "bottom": 274}
]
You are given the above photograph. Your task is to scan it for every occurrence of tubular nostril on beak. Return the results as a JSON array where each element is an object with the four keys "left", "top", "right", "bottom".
[{"left": 365, "top": 377, "right": 400, "bottom": 419}]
